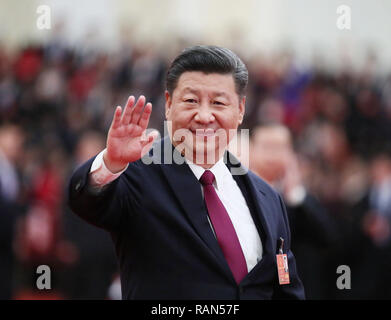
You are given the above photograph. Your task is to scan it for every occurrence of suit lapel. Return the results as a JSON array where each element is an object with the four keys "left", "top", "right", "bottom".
[
  {"left": 241, "top": 173, "right": 274, "bottom": 254},
  {"left": 225, "top": 152, "right": 275, "bottom": 282},
  {"left": 155, "top": 139, "right": 276, "bottom": 284},
  {"left": 237, "top": 173, "right": 277, "bottom": 283},
  {"left": 225, "top": 151, "right": 274, "bottom": 253},
  {"left": 157, "top": 139, "right": 234, "bottom": 283}
]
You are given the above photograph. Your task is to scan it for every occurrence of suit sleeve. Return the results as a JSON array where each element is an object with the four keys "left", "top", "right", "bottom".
[
  {"left": 288, "top": 193, "right": 339, "bottom": 247},
  {"left": 67, "top": 156, "right": 134, "bottom": 233},
  {"left": 272, "top": 192, "right": 306, "bottom": 300}
]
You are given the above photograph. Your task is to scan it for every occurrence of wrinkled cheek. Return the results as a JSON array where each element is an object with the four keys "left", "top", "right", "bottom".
[
  {"left": 172, "top": 127, "right": 192, "bottom": 146},
  {"left": 167, "top": 115, "right": 187, "bottom": 138}
]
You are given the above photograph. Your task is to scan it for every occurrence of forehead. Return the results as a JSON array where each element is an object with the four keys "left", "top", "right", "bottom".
[
  {"left": 254, "top": 128, "right": 290, "bottom": 145},
  {"left": 174, "top": 71, "right": 237, "bottom": 96}
]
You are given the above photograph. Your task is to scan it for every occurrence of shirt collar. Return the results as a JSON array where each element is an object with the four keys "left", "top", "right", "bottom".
[{"left": 185, "top": 156, "right": 230, "bottom": 191}]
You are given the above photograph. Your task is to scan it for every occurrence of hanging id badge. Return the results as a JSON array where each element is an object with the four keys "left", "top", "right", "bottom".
[{"left": 276, "top": 237, "right": 290, "bottom": 285}]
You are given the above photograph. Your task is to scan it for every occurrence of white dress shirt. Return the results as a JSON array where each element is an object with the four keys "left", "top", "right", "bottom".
[{"left": 89, "top": 149, "right": 263, "bottom": 272}]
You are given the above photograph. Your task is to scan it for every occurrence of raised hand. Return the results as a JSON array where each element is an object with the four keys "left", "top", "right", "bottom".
[{"left": 103, "top": 95, "right": 159, "bottom": 173}]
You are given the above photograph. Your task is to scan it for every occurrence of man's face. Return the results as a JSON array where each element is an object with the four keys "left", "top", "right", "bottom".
[
  {"left": 250, "top": 127, "right": 291, "bottom": 182},
  {"left": 165, "top": 71, "right": 245, "bottom": 166}
]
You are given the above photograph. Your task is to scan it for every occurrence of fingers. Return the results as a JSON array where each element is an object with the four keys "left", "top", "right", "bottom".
[
  {"left": 147, "top": 129, "right": 160, "bottom": 142},
  {"left": 140, "top": 130, "right": 160, "bottom": 153},
  {"left": 138, "top": 102, "right": 152, "bottom": 130},
  {"left": 113, "top": 95, "right": 152, "bottom": 132},
  {"left": 121, "top": 96, "right": 135, "bottom": 125},
  {"left": 130, "top": 95, "right": 146, "bottom": 125},
  {"left": 110, "top": 106, "right": 122, "bottom": 130}
]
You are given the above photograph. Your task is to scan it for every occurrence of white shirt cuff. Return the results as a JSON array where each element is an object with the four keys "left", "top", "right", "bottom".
[{"left": 89, "top": 149, "right": 128, "bottom": 187}]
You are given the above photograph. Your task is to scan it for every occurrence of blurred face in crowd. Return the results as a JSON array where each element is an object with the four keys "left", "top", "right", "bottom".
[
  {"left": 317, "top": 124, "right": 349, "bottom": 167},
  {"left": 75, "top": 131, "right": 105, "bottom": 164},
  {"left": 0, "top": 125, "right": 24, "bottom": 163},
  {"left": 370, "top": 155, "right": 391, "bottom": 185},
  {"left": 165, "top": 71, "right": 245, "bottom": 167},
  {"left": 250, "top": 125, "right": 292, "bottom": 182}
]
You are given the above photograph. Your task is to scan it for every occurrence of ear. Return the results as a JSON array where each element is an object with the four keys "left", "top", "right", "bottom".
[
  {"left": 165, "top": 90, "right": 172, "bottom": 119},
  {"left": 238, "top": 96, "right": 246, "bottom": 125}
]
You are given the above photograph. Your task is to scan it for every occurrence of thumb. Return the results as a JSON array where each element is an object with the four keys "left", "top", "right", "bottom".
[{"left": 140, "top": 129, "right": 160, "bottom": 155}]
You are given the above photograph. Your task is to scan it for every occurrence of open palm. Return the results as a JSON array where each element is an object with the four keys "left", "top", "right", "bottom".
[{"left": 104, "top": 95, "right": 158, "bottom": 173}]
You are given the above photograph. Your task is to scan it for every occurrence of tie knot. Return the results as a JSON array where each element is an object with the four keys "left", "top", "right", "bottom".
[{"left": 200, "top": 170, "right": 215, "bottom": 186}]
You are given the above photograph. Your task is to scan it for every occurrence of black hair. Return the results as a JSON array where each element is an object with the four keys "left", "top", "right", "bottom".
[{"left": 166, "top": 45, "right": 248, "bottom": 97}]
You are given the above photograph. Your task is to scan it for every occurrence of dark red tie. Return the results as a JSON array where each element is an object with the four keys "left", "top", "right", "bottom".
[{"left": 200, "top": 170, "right": 248, "bottom": 284}]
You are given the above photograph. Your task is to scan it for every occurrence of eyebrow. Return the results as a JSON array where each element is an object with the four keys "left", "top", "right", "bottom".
[
  {"left": 182, "top": 87, "right": 200, "bottom": 95},
  {"left": 181, "top": 87, "right": 230, "bottom": 99}
]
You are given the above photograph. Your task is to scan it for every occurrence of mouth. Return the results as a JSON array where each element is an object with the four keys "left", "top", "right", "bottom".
[{"left": 190, "top": 128, "right": 216, "bottom": 137}]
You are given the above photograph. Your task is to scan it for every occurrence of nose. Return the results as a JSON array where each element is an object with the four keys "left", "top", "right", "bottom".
[{"left": 194, "top": 104, "right": 215, "bottom": 124}]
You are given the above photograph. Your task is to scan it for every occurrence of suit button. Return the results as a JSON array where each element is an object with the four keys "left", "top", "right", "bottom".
[{"left": 239, "top": 286, "right": 245, "bottom": 295}]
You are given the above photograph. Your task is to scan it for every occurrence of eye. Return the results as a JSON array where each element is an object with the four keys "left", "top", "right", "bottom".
[
  {"left": 184, "top": 99, "right": 197, "bottom": 103},
  {"left": 213, "top": 100, "right": 225, "bottom": 106}
]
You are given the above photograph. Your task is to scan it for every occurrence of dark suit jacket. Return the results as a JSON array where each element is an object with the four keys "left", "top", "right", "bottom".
[
  {"left": 0, "top": 194, "right": 18, "bottom": 299},
  {"left": 67, "top": 136, "right": 305, "bottom": 299}
]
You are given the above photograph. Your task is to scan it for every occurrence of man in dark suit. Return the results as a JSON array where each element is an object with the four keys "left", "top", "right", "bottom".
[
  {"left": 68, "top": 45, "right": 305, "bottom": 299},
  {"left": 249, "top": 123, "right": 338, "bottom": 299}
]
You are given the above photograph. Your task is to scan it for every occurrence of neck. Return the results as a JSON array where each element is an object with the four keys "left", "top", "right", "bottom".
[
  {"left": 169, "top": 136, "right": 226, "bottom": 168},
  {"left": 192, "top": 162, "right": 215, "bottom": 169},
  {"left": 184, "top": 150, "right": 225, "bottom": 169}
]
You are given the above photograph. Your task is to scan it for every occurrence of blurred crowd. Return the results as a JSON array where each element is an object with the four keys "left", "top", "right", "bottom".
[{"left": 1, "top": 38, "right": 391, "bottom": 299}]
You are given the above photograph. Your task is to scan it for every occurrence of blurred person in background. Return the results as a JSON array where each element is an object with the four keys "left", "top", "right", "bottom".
[
  {"left": 249, "top": 123, "right": 338, "bottom": 299},
  {"left": 13, "top": 138, "right": 68, "bottom": 299},
  {"left": 0, "top": 192, "right": 18, "bottom": 299},
  {"left": 347, "top": 153, "right": 391, "bottom": 299},
  {"left": 0, "top": 124, "right": 23, "bottom": 201},
  {"left": 60, "top": 130, "right": 118, "bottom": 299},
  {"left": 296, "top": 120, "right": 371, "bottom": 299},
  {"left": 0, "top": 123, "right": 24, "bottom": 299}
]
